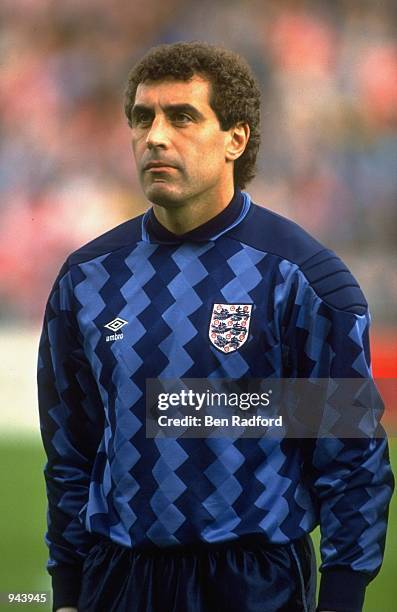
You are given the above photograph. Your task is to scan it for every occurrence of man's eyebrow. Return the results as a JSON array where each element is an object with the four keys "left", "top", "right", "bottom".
[
  {"left": 131, "top": 103, "right": 204, "bottom": 120},
  {"left": 164, "top": 104, "right": 204, "bottom": 120},
  {"left": 131, "top": 104, "right": 152, "bottom": 115}
]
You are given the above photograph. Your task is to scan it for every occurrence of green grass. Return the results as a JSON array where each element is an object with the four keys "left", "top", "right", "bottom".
[
  {"left": 0, "top": 436, "right": 395, "bottom": 611},
  {"left": 0, "top": 436, "right": 50, "bottom": 611}
]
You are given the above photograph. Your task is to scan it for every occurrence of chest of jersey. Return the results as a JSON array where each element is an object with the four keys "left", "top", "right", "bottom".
[{"left": 74, "top": 238, "right": 286, "bottom": 388}]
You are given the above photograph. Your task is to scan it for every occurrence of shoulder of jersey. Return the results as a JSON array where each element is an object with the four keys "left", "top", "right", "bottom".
[
  {"left": 229, "top": 202, "right": 367, "bottom": 315},
  {"left": 66, "top": 213, "right": 144, "bottom": 267}
]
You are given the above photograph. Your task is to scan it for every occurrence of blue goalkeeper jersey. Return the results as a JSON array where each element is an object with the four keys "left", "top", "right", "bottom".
[{"left": 38, "top": 190, "right": 394, "bottom": 609}]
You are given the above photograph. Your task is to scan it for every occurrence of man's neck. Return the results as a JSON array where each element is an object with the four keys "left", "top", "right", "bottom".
[{"left": 152, "top": 183, "right": 235, "bottom": 235}]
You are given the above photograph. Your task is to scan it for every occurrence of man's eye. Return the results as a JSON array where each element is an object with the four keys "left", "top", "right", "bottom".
[
  {"left": 133, "top": 113, "right": 152, "bottom": 126},
  {"left": 172, "top": 113, "right": 192, "bottom": 124}
]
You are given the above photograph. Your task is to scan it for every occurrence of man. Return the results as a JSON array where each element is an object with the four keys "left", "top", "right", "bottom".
[{"left": 38, "top": 42, "right": 394, "bottom": 612}]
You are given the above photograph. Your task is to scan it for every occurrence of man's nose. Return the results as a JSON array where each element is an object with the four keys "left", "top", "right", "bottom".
[{"left": 146, "top": 116, "right": 170, "bottom": 149}]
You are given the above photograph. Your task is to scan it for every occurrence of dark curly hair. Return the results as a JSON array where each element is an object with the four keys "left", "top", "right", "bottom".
[{"left": 124, "top": 42, "right": 261, "bottom": 189}]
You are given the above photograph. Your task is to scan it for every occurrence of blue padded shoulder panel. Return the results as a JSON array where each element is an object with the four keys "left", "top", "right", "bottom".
[
  {"left": 300, "top": 250, "right": 368, "bottom": 315},
  {"left": 229, "top": 203, "right": 368, "bottom": 315}
]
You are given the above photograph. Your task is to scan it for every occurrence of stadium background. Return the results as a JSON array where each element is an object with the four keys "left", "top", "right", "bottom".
[{"left": 0, "top": 0, "right": 395, "bottom": 610}]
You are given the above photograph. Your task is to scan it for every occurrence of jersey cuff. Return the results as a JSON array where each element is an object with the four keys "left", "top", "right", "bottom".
[
  {"left": 50, "top": 564, "right": 82, "bottom": 611},
  {"left": 317, "top": 568, "right": 369, "bottom": 611}
]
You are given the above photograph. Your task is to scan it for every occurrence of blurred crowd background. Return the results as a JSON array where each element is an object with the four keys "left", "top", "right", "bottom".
[
  {"left": 0, "top": 0, "right": 396, "bottom": 325},
  {"left": 0, "top": 2, "right": 396, "bottom": 608}
]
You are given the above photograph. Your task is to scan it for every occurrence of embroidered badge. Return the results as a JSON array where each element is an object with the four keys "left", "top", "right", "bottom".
[{"left": 209, "top": 304, "right": 252, "bottom": 353}]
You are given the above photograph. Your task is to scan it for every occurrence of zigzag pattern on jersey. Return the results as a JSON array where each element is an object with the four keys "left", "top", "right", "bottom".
[
  {"left": 59, "top": 238, "right": 319, "bottom": 548},
  {"left": 309, "top": 434, "right": 391, "bottom": 573},
  {"left": 38, "top": 269, "right": 106, "bottom": 566},
  {"left": 272, "top": 257, "right": 370, "bottom": 378},
  {"left": 74, "top": 243, "right": 159, "bottom": 543},
  {"left": 272, "top": 257, "right": 388, "bottom": 570},
  {"left": 40, "top": 235, "right": 391, "bottom": 572}
]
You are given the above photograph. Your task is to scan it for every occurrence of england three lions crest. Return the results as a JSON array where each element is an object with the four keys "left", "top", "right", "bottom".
[{"left": 209, "top": 304, "right": 253, "bottom": 353}]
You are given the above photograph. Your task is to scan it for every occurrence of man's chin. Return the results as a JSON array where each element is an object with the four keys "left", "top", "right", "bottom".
[{"left": 144, "top": 183, "right": 183, "bottom": 208}]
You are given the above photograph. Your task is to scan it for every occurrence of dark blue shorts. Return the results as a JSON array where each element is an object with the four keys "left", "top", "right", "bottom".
[{"left": 78, "top": 534, "right": 317, "bottom": 612}]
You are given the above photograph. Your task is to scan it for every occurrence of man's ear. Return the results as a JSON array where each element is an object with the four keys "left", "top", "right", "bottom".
[{"left": 225, "top": 122, "right": 250, "bottom": 161}]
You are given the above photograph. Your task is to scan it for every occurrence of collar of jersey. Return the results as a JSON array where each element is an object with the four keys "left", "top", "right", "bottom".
[{"left": 141, "top": 189, "right": 251, "bottom": 244}]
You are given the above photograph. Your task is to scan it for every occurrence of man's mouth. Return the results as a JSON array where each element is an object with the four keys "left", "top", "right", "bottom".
[{"left": 144, "top": 162, "right": 177, "bottom": 171}]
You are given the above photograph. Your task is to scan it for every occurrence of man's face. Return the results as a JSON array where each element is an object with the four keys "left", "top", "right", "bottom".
[{"left": 130, "top": 75, "right": 234, "bottom": 207}]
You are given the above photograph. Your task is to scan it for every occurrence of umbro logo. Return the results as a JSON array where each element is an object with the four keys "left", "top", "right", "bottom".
[
  {"left": 104, "top": 317, "right": 128, "bottom": 342},
  {"left": 104, "top": 317, "right": 128, "bottom": 332}
]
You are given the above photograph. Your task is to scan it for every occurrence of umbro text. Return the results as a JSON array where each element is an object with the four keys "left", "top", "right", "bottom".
[{"left": 105, "top": 333, "right": 124, "bottom": 342}]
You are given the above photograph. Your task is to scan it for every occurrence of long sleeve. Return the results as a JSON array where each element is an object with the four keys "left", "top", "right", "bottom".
[
  {"left": 282, "top": 263, "right": 395, "bottom": 612},
  {"left": 37, "top": 261, "right": 105, "bottom": 610}
]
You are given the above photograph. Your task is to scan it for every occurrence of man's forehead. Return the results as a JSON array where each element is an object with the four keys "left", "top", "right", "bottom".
[{"left": 134, "top": 75, "right": 212, "bottom": 107}]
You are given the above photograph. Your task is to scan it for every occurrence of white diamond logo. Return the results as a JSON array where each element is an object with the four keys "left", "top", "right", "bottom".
[{"left": 104, "top": 317, "right": 128, "bottom": 332}]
